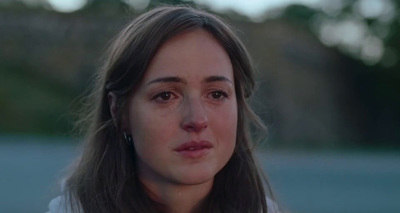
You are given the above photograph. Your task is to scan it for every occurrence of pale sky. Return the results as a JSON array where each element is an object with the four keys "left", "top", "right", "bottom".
[
  {"left": 46, "top": 0, "right": 322, "bottom": 17},
  {"left": 195, "top": 0, "right": 321, "bottom": 18}
]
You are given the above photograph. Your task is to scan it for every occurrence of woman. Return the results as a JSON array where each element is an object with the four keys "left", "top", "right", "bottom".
[{"left": 48, "top": 5, "right": 279, "bottom": 213}]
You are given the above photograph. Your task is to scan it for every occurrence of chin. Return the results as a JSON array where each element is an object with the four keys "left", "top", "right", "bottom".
[{"left": 172, "top": 169, "right": 216, "bottom": 185}]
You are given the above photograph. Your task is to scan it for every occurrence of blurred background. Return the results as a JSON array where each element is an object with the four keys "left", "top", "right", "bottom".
[{"left": 0, "top": 0, "right": 399, "bottom": 212}]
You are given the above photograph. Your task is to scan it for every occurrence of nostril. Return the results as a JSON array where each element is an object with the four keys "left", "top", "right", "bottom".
[
  {"left": 182, "top": 120, "right": 207, "bottom": 132},
  {"left": 184, "top": 125, "right": 195, "bottom": 132}
]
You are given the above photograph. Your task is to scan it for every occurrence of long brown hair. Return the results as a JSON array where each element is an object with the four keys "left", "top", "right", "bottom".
[{"left": 65, "top": 5, "right": 271, "bottom": 213}]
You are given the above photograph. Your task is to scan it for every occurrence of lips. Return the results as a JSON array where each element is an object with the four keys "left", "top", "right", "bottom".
[{"left": 174, "top": 141, "right": 213, "bottom": 158}]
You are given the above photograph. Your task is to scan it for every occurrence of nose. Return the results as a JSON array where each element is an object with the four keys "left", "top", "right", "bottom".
[{"left": 180, "top": 97, "right": 208, "bottom": 133}]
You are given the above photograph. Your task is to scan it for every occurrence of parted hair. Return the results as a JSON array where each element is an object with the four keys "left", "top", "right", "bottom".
[{"left": 65, "top": 5, "right": 271, "bottom": 213}]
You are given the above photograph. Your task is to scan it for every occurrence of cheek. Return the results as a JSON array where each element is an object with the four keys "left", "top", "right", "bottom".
[
  {"left": 213, "top": 103, "right": 237, "bottom": 174},
  {"left": 211, "top": 102, "right": 238, "bottom": 149},
  {"left": 216, "top": 114, "right": 237, "bottom": 141},
  {"left": 221, "top": 101, "right": 238, "bottom": 134},
  {"left": 128, "top": 108, "right": 177, "bottom": 156}
]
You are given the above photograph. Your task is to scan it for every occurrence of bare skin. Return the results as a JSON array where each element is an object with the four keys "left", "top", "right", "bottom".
[{"left": 110, "top": 29, "right": 237, "bottom": 213}]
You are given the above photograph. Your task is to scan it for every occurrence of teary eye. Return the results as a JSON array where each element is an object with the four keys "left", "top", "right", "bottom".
[
  {"left": 210, "top": 91, "right": 228, "bottom": 100},
  {"left": 153, "top": 91, "right": 175, "bottom": 103}
]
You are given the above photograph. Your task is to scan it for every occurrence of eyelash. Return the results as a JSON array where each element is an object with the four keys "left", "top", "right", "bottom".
[
  {"left": 208, "top": 90, "right": 229, "bottom": 101},
  {"left": 152, "top": 91, "right": 177, "bottom": 103},
  {"left": 151, "top": 90, "right": 229, "bottom": 104}
]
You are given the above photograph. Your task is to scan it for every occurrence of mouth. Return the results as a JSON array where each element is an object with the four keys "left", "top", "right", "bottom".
[{"left": 174, "top": 141, "right": 213, "bottom": 158}]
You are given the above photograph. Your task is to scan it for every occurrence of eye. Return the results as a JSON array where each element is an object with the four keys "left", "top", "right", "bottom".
[
  {"left": 153, "top": 91, "right": 176, "bottom": 103},
  {"left": 209, "top": 91, "right": 228, "bottom": 101}
]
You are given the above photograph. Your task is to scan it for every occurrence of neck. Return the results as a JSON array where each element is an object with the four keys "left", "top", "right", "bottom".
[{"left": 140, "top": 177, "right": 213, "bottom": 213}]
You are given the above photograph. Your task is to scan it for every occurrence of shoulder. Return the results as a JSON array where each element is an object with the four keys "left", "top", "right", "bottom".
[
  {"left": 46, "top": 194, "right": 83, "bottom": 213},
  {"left": 46, "top": 180, "right": 83, "bottom": 213},
  {"left": 266, "top": 197, "right": 282, "bottom": 213},
  {"left": 46, "top": 195, "right": 69, "bottom": 213},
  {"left": 46, "top": 180, "right": 82, "bottom": 213}
]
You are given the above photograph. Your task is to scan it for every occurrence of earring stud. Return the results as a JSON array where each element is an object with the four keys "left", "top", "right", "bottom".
[{"left": 123, "top": 132, "right": 133, "bottom": 145}]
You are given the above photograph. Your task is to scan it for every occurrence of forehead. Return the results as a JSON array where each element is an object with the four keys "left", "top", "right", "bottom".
[{"left": 142, "top": 29, "right": 233, "bottom": 82}]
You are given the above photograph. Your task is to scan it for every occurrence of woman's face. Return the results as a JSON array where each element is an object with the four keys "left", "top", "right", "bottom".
[{"left": 125, "top": 29, "right": 237, "bottom": 187}]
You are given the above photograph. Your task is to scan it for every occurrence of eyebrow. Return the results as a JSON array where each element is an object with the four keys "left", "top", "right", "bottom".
[
  {"left": 146, "top": 76, "right": 185, "bottom": 85},
  {"left": 146, "top": 75, "right": 233, "bottom": 86},
  {"left": 203, "top": 76, "right": 233, "bottom": 85}
]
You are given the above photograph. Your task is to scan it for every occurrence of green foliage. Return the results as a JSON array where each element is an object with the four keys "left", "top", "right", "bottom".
[
  {"left": 149, "top": 0, "right": 195, "bottom": 7},
  {"left": 1, "top": 0, "right": 399, "bottom": 148},
  {"left": 277, "top": 0, "right": 400, "bottom": 146},
  {"left": 281, "top": 4, "right": 318, "bottom": 25},
  {"left": 0, "top": 62, "right": 76, "bottom": 135}
]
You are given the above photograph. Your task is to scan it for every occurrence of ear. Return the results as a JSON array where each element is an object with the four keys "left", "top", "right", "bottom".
[
  {"left": 108, "top": 92, "right": 130, "bottom": 131},
  {"left": 108, "top": 92, "right": 118, "bottom": 120}
]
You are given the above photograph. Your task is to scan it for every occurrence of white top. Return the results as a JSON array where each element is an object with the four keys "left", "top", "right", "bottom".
[
  {"left": 46, "top": 195, "right": 70, "bottom": 213},
  {"left": 266, "top": 197, "right": 282, "bottom": 213},
  {"left": 47, "top": 196, "right": 281, "bottom": 213}
]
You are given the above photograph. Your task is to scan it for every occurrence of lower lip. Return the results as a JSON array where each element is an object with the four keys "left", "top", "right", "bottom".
[{"left": 176, "top": 148, "right": 211, "bottom": 158}]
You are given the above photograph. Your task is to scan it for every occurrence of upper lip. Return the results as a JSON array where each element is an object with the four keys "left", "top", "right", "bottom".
[{"left": 174, "top": 141, "right": 213, "bottom": 151}]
